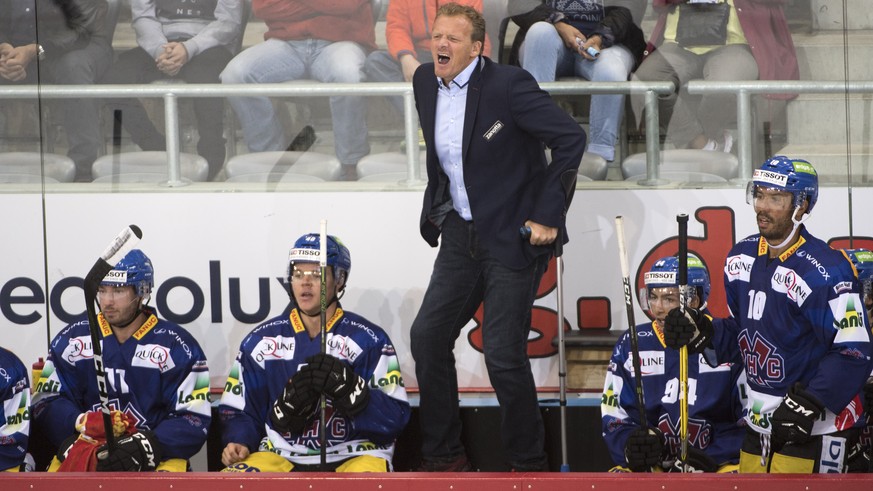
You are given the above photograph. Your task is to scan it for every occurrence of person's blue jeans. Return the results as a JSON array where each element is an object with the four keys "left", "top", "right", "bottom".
[
  {"left": 220, "top": 38, "right": 370, "bottom": 167},
  {"left": 39, "top": 37, "right": 113, "bottom": 180},
  {"left": 520, "top": 21, "right": 635, "bottom": 162},
  {"left": 410, "top": 211, "right": 549, "bottom": 469},
  {"left": 364, "top": 49, "right": 432, "bottom": 114}
]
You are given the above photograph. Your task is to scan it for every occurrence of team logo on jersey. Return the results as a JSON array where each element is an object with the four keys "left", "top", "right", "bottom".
[
  {"left": 250, "top": 336, "right": 296, "bottom": 367},
  {"left": 623, "top": 350, "right": 664, "bottom": 377},
  {"left": 738, "top": 330, "right": 784, "bottom": 388},
  {"left": 132, "top": 344, "right": 176, "bottom": 373},
  {"left": 830, "top": 293, "right": 868, "bottom": 343},
  {"left": 725, "top": 254, "right": 753, "bottom": 283},
  {"left": 771, "top": 266, "right": 811, "bottom": 306},
  {"left": 657, "top": 414, "right": 711, "bottom": 457},
  {"left": 62, "top": 336, "right": 94, "bottom": 364},
  {"left": 327, "top": 334, "right": 362, "bottom": 363}
]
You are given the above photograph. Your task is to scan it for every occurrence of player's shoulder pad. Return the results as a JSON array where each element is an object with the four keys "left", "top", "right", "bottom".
[
  {"left": 242, "top": 314, "right": 291, "bottom": 347},
  {"left": 337, "top": 310, "right": 390, "bottom": 345}
]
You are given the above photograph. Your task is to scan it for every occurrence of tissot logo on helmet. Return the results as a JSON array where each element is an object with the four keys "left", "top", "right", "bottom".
[{"left": 104, "top": 270, "right": 128, "bottom": 283}]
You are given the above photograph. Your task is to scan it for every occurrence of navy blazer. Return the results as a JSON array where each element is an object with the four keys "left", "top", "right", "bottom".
[{"left": 413, "top": 56, "right": 587, "bottom": 270}]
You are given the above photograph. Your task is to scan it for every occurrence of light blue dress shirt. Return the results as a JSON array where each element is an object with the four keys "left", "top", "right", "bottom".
[{"left": 434, "top": 57, "right": 481, "bottom": 222}]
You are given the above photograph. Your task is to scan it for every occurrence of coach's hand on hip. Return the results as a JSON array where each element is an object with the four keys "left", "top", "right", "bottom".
[{"left": 524, "top": 220, "right": 557, "bottom": 246}]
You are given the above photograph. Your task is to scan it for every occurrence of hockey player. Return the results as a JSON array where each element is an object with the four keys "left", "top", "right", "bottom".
[
  {"left": 665, "top": 156, "right": 873, "bottom": 473},
  {"left": 32, "top": 249, "right": 211, "bottom": 472},
  {"left": 602, "top": 254, "right": 745, "bottom": 473},
  {"left": 218, "top": 233, "right": 411, "bottom": 472},
  {"left": 0, "top": 346, "right": 30, "bottom": 472},
  {"left": 845, "top": 248, "right": 873, "bottom": 471}
]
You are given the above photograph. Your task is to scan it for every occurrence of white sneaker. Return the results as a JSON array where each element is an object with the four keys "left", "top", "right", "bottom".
[
  {"left": 701, "top": 131, "right": 733, "bottom": 153},
  {"left": 721, "top": 130, "right": 733, "bottom": 153}
]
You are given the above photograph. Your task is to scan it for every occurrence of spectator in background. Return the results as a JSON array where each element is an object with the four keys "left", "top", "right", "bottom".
[
  {"left": 220, "top": 1, "right": 376, "bottom": 181},
  {"left": 365, "top": 0, "right": 491, "bottom": 115},
  {"left": 515, "top": 0, "right": 645, "bottom": 164},
  {"left": 0, "top": 346, "right": 30, "bottom": 472},
  {"left": 32, "top": 250, "right": 211, "bottom": 472},
  {"left": 631, "top": 0, "right": 798, "bottom": 152},
  {"left": 601, "top": 254, "right": 745, "bottom": 473},
  {"left": 0, "top": 0, "right": 113, "bottom": 181},
  {"left": 102, "top": 0, "right": 243, "bottom": 181}
]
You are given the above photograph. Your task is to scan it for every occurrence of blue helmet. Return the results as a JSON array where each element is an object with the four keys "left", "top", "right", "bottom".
[
  {"left": 287, "top": 233, "right": 352, "bottom": 286},
  {"left": 643, "top": 254, "right": 711, "bottom": 306},
  {"left": 746, "top": 155, "right": 818, "bottom": 214},
  {"left": 845, "top": 248, "right": 873, "bottom": 301},
  {"left": 101, "top": 249, "right": 154, "bottom": 298}
]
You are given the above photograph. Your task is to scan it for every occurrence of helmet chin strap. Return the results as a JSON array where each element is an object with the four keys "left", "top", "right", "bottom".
[
  {"left": 107, "top": 296, "right": 146, "bottom": 329},
  {"left": 765, "top": 205, "right": 809, "bottom": 251}
]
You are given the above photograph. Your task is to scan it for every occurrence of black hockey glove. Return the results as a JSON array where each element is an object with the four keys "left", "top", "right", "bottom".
[
  {"left": 770, "top": 383, "right": 824, "bottom": 448},
  {"left": 663, "top": 307, "right": 713, "bottom": 354},
  {"left": 96, "top": 431, "right": 162, "bottom": 472},
  {"left": 270, "top": 370, "right": 320, "bottom": 434},
  {"left": 671, "top": 447, "right": 719, "bottom": 473},
  {"left": 624, "top": 427, "right": 664, "bottom": 472},
  {"left": 305, "top": 353, "right": 370, "bottom": 416}
]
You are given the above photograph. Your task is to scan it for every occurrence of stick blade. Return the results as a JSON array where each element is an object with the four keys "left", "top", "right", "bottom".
[{"left": 101, "top": 225, "right": 143, "bottom": 266}]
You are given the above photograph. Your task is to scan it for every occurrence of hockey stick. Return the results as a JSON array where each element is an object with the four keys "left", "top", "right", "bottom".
[
  {"left": 615, "top": 217, "right": 648, "bottom": 433},
  {"left": 83, "top": 225, "right": 143, "bottom": 452},
  {"left": 677, "top": 214, "right": 690, "bottom": 472},
  {"left": 318, "top": 219, "right": 328, "bottom": 469}
]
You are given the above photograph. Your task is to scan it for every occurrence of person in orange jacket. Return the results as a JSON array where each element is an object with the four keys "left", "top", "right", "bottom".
[{"left": 364, "top": 0, "right": 491, "bottom": 114}]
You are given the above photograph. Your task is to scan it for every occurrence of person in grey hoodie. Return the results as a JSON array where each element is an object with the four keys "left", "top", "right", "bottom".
[{"left": 102, "top": 0, "right": 243, "bottom": 180}]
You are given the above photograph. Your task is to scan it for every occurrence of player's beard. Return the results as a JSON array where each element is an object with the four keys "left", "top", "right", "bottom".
[{"left": 757, "top": 211, "right": 794, "bottom": 246}]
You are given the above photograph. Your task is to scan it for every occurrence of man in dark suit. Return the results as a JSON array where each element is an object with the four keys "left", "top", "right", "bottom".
[{"left": 410, "top": 3, "right": 586, "bottom": 472}]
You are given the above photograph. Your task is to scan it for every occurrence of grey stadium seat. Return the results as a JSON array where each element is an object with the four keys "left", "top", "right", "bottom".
[
  {"left": 224, "top": 151, "right": 341, "bottom": 181},
  {"left": 91, "top": 151, "right": 210, "bottom": 182},
  {"left": 621, "top": 149, "right": 739, "bottom": 181},
  {"left": 0, "top": 152, "right": 76, "bottom": 182}
]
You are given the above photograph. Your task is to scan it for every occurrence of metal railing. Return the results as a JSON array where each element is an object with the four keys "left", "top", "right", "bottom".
[
  {"left": 687, "top": 80, "right": 873, "bottom": 181},
  {"left": 0, "top": 81, "right": 675, "bottom": 186}
]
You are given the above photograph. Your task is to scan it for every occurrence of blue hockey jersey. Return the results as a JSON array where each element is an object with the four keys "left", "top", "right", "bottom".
[
  {"left": 32, "top": 309, "right": 211, "bottom": 460},
  {"left": 0, "top": 346, "right": 29, "bottom": 472},
  {"left": 219, "top": 305, "right": 411, "bottom": 467},
  {"left": 601, "top": 320, "right": 746, "bottom": 469},
  {"left": 715, "top": 228, "right": 873, "bottom": 436}
]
